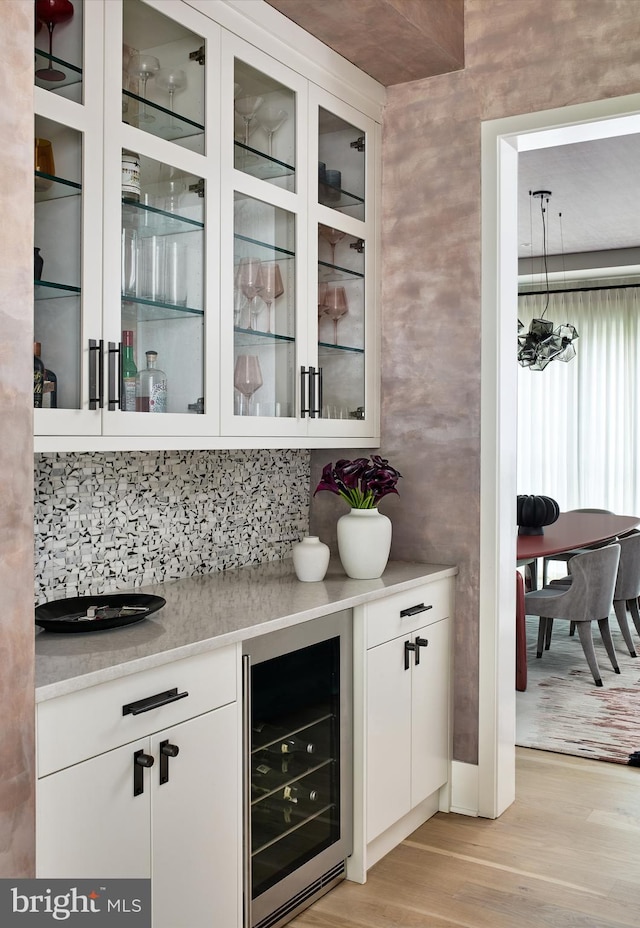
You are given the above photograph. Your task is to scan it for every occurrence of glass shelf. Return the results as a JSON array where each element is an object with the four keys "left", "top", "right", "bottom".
[
  {"left": 122, "top": 92, "right": 204, "bottom": 142},
  {"left": 234, "top": 327, "right": 295, "bottom": 348},
  {"left": 234, "top": 142, "right": 295, "bottom": 181},
  {"left": 318, "top": 341, "right": 364, "bottom": 355},
  {"left": 234, "top": 234, "right": 295, "bottom": 262},
  {"left": 35, "top": 280, "right": 81, "bottom": 300},
  {"left": 35, "top": 173, "right": 82, "bottom": 203},
  {"left": 122, "top": 199, "right": 204, "bottom": 236},
  {"left": 318, "top": 182, "right": 364, "bottom": 212},
  {"left": 318, "top": 260, "right": 364, "bottom": 283},
  {"left": 121, "top": 295, "right": 203, "bottom": 321},
  {"left": 34, "top": 50, "right": 82, "bottom": 90}
]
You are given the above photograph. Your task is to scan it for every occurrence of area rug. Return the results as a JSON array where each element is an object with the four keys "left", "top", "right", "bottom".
[{"left": 516, "top": 614, "right": 640, "bottom": 764}]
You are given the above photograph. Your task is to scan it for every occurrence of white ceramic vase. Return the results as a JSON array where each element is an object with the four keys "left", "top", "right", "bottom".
[
  {"left": 292, "top": 536, "right": 330, "bottom": 582},
  {"left": 337, "top": 507, "right": 392, "bottom": 579}
]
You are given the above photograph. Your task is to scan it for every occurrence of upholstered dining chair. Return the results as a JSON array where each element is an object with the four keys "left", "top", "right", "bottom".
[
  {"left": 525, "top": 543, "right": 621, "bottom": 687},
  {"left": 541, "top": 508, "right": 615, "bottom": 586}
]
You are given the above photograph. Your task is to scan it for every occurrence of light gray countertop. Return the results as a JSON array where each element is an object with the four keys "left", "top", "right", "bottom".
[{"left": 35, "top": 558, "right": 457, "bottom": 702}]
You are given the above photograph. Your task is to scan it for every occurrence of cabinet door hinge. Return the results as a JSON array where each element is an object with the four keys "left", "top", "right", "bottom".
[
  {"left": 349, "top": 238, "right": 365, "bottom": 254},
  {"left": 189, "top": 45, "right": 205, "bottom": 65},
  {"left": 350, "top": 135, "right": 365, "bottom": 152},
  {"left": 189, "top": 178, "right": 205, "bottom": 198}
]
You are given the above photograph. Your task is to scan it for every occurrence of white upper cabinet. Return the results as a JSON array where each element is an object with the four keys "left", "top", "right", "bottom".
[{"left": 33, "top": 0, "right": 383, "bottom": 451}]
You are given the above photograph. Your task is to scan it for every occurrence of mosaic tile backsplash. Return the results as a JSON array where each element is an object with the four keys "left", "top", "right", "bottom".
[{"left": 34, "top": 450, "right": 310, "bottom": 603}]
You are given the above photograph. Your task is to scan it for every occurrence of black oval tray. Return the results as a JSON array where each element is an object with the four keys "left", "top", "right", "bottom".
[{"left": 35, "top": 594, "right": 166, "bottom": 633}]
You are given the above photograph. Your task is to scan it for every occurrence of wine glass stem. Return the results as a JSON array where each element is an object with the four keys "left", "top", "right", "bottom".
[
  {"left": 140, "top": 75, "right": 149, "bottom": 120},
  {"left": 330, "top": 244, "right": 336, "bottom": 265},
  {"left": 47, "top": 22, "right": 55, "bottom": 64},
  {"left": 333, "top": 319, "right": 338, "bottom": 345},
  {"left": 267, "top": 131, "right": 273, "bottom": 157},
  {"left": 243, "top": 117, "right": 251, "bottom": 147},
  {"left": 168, "top": 89, "right": 175, "bottom": 129},
  {"left": 265, "top": 300, "right": 273, "bottom": 334}
]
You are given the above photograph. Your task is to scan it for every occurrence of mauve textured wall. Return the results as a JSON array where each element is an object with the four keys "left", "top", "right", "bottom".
[
  {"left": 312, "top": 0, "right": 640, "bottom": 764},
  {"left": 0, "top": 2, "right": 34, "bottom": 877}
]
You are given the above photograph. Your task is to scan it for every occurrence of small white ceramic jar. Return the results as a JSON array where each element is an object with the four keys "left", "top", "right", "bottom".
[{"left": 292, "top": 536, "right": 330, "bottom": 582}]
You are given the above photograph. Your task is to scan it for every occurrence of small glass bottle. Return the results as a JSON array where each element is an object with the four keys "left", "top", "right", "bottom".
[
  {"left": 121, "top": 330, "right": 137, "bottom": 412},
  {"left": 135, "top": 350, "right": 167, "bottom": 413},
  {"left": 34, "top": 342, "right": 45, "bottom": 408}
]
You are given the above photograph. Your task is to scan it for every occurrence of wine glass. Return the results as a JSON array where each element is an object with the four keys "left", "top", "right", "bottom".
[
  {"left": 35, "top": 0, "right": 74, "bottom": 82},
  {"left": 235, "top": 95, "right": 264, "bottom": 147},
  {"left": 319, "top": 226, "right": 346, "bottom": 266},
  {"left": 234, "top": 354, "right": 263, "bottom": 415},
  {"left": 237, "top": 257, "right": 263, "bottom": 330},
  {"left": 257, "top": 262, "right": 284, "bottom": 334},
  {"left": 233, "top": 285, "right": 249, "bottom": 328},
  {"left": 324, "top": 286, "right": 349, "bottom": 345},
  {"left": 128, "top": 54, "right": 160, "bottom": 124},
  {"left": 257, "top": 106, "right": 288, "bottom": 157},
  {"left": 317, "top": 281, "right": 328, "bottom": 333},
  {"left": 156, "top": 68, "right": 187, "bottom": 134}
]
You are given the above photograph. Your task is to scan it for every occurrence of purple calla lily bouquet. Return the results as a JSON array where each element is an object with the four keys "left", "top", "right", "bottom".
[{"left": 314, "top": 455, "right": 403, "bottom": 509}]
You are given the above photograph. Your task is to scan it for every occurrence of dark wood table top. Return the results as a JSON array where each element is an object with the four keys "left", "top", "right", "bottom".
[{"left": 516, "top": 511, "right": 640, "bottom": 562}]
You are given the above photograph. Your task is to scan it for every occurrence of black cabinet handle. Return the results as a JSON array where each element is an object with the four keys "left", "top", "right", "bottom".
[
  {"left": 88, "top": 339, "right": 104, "bottom": 410},
  {"left": 414, "top": 637, "right": 429, "bottom": 665},
  {"left": 300, "top": 366, "right": 310, "bottom": 417},
  {"left": 134, "top": 749, "right": 154, "bottom": 796},
  {"left": 400, "top": 603, "right": 433, "bottom": 618},
  {"left": 108, "top": 341, "right": 121, "bottom": 410},
  {"left": 123, "top": 687, "right": 189, "bottom": 716},
  {"left": 311, "top": 367, "right": 322, "bottom": 418},
  {"left": 159, "top": 740, "right": 180, "bottom": 785},
  {"left": 404, "top": 639, "right": 416, "bottom": 671}
]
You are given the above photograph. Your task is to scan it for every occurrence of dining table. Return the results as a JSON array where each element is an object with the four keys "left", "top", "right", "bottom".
[{"left": 515, "top": 510, "right": 640, "bottom": 691}]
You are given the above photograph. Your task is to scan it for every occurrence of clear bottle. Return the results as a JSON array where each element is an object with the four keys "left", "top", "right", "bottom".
[
  {"left": 135, "top": 350, "right": 167, "bottom": 413},
  {"left": 121, "top": 330, "right": 137, "bottom": 412}
]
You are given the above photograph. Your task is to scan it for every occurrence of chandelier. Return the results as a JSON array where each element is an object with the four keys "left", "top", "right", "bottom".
[{"left": 517, "top": 190, "right": 579, "bottom": 370}]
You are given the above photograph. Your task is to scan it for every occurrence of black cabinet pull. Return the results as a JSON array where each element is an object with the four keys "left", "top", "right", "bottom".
[
  {"left": 108, "top": 341, "right": 121, "bottom": 410},
  {"left": 134, "top": 749, "right": 154, "bottom": 796},
  {"left": 311, "top": 367, "right": 322, "bottom": 418},
  {"left": 414, "top": 637, "right": 429, "bottom": 665},
  {"left": 88, "top": 339, "right": 103, "bottom": 410},
  {"left": 400, "top": 603, "right": 433, "bottom": 618},
  {"left": 404, "top": 639, "right": 416, "bottom": 671},
  {"left": 300, "top": 366, "right": 309, "bottom": 417},
  {"left": 122, "top": 687, "right": 188, "bottom": 716},
  {"left": 159, "top": 740, "right": 180, "bottom": 785}
]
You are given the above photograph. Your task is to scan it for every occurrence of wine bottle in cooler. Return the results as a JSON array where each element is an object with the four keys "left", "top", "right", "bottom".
[
  {"left": 121, "top": 330, "right": 137, "bottom": 411},
  {"left": 253, "top": 721, "right": 315, "bottom": 756},
  {"left": 135, "top": 350, "right": 167, "bottom": 413}
]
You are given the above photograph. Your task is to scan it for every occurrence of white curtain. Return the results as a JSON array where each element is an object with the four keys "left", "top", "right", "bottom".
[{"left": 517, "top": 285, "right": 640, "bottom": 515}]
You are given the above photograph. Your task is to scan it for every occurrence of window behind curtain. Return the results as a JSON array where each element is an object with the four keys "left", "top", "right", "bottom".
[{"left": 517, "top": 284, "right": 640, "bottom": 515}]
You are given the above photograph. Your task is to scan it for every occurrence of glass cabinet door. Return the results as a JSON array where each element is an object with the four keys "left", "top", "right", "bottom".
[
  {"left": 119, "top": 152, "right": 205, "bottom": 417},
  {"left": 317, "top": 223, "right": 366, "bottom": 422},
  {"left": 122, "top": 0, "right": 205, "bottom": 153},
  {"left": 34, "top": 0, "right": 83, "bottom": 100},
  {"left": 234, "top": 59, "right": 296, "bottom": 192},
  {"left": 233, "top": 194, "right": 296, "bottom": 420},
  {"left": 34, "top": 116, "right": 82, "bottom": 411},
  {"left": 318, "top": 108, "right": 366, "bottom": 221}
]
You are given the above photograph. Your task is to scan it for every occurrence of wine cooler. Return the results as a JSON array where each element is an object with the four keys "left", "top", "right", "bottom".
[{"left": 242, "top": 611, "right": 353, "bottom": 928}]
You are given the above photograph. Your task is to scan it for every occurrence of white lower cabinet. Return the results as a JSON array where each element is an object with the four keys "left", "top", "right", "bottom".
[
  {"left": 350, "top": 578, "right": 453, "bottom": 880},
  {"left": 36, "top": 647, "right": 240, "bottom": 928}
]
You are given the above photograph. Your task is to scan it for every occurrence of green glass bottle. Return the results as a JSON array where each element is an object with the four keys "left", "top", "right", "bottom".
[{"left": 122, "top": 330, "right": 137, "bottom": 411}]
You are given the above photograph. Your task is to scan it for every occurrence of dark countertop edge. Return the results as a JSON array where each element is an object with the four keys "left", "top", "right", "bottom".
[{"left": 35, "top": 561, "right": 458, "bottom": 702}]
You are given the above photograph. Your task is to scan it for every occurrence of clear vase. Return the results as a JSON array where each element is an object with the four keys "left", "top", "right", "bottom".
[
  {"left": 292, "top": 536, "right": 330, "bottom": 582},
  {"left": 336, "top": 508, "right": 392, "bottom": 579}
]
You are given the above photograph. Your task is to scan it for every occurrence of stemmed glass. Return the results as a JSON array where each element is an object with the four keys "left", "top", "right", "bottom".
[
  {"left": 317, "top": 281, "right": 328, "bottom": 334},
  {"left": 156, "top": 68, "right": 187, "bottom": 134},
  {"left": 237, "top": 257, "right": 263, "bottom": 330},
  {"left": 257, "top": 262, "right": 284, "bottom": 334},
  {"left": 257, "top": 106, "right": 288, "bottom": 157},
  {"left": 235, "top": 95, "right": 264, "bottom": 147},
  {"left": 234, "top": 354, "right": 263, "bottom": 416},
  {"left": 324, "top": 286, "right": 349, "bottom": 345},
  {"left": 128, "top": 54, "right": 160, "bottom": 124},
  {"left": 319, "top": 226, "right": 346, "bottom": 266},
  {"left": 35, "top": 0, "right": 74, "bottom": 82}
]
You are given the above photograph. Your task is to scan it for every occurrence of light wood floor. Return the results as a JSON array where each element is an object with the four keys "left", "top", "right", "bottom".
[{"left": 290, "top": 748, "right": 640, "bottom": 928}]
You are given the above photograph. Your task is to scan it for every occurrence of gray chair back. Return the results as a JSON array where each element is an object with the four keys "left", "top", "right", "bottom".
[
  {"left": 565, "top": 543, "right": 620, "bottom": 622},
  {"left": 614, "top": 532, "right": 640, "bottom": 601}
]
